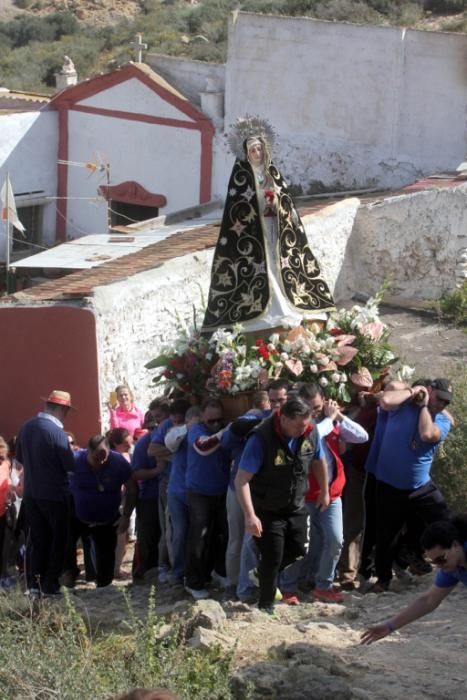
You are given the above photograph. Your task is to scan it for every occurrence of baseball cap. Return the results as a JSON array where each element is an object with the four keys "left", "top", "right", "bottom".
[{"left": 431, "top": 378, "right": 453, "bottom": 402}]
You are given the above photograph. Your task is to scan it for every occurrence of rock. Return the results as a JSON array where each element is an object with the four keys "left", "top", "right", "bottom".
[
  {"left": 188, "top": 626, "right": 235, "bottom": 651},
  {"left": 230, "top": 661, "right": 287, "bottom": 699},
  {"left": 185, "top": 599, "right": 227, "bottom": 638}
]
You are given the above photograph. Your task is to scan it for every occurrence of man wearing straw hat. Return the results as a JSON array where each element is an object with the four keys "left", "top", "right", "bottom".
[{"left": 17, "top": 390, "right": 75, "bottom": 598}]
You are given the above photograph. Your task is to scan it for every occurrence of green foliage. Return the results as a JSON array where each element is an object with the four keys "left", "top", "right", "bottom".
[
  {"left": 436, "top": 281, "right": 467, "bottom": 326},
  {"left": 432, "top": 366, "right": 467, "bottom": 511},
  {"left": 0, "top": 0, "right": 464, "bottom": 91},
  {"left": 0, "top": 588, "right": 235, "bottom": 700}
]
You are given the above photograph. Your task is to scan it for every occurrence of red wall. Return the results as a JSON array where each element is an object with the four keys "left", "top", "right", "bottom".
[{"left": 1, "top": 306, "right": 101, "bottom": 447}]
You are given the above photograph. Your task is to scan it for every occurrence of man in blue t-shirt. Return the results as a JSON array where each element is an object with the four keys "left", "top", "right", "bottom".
[
  {"left": 362, "top": 516, "right": 467, "bottom": 644},
  {"left": 17, "top": 389, "right": 76, "bottom": 597},
  {"left": 184, "top": 397, "right": 231, "bottom": 599},
  {"left": 69, "top": 435, "right": 136, "bottom": 587},
  {"left": 371, "top": 378, "right": 453, "bottom": 591},
  {"left": 148, "top": 399, "right": 191, "bottom": 582}
]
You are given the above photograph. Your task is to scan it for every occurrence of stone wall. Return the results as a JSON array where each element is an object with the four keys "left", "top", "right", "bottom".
[{"left": 345, "top": 184, "right": 467, "bottom": 299}]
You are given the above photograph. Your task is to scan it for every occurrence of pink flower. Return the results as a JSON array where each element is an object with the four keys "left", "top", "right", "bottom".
[
  {"left": 336, "top": 345, "right": 359, "bottom": 366},
  {"left": 361, "top": 321, "right": 384, "bottom": 341},
  {"left": 285, "top": 358, "right": 304, "bottom": 377},
  {"left": 350, "top": 367, "right": 373, "bottom": 389}
]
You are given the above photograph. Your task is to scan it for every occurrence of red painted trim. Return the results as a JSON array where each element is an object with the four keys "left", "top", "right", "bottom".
[
  {"left": 70, "top": 103, "right": 200, "bottom": 130},
  {"left": 200, "top": 124, "right": 213, "bottom": 203},
  {"left": 49, "top": 63, "right": 214, "bottom": 135},
  {"left": 56, "top": 106, "right": 69, "bottom": 242},
  {"left": 98, "top": 180, "right": 167, "bottom": 208}
]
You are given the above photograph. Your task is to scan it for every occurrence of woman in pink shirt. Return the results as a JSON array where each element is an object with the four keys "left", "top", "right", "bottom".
[{"left": 109, "top": 384, "right": 144, "bottom": 437}]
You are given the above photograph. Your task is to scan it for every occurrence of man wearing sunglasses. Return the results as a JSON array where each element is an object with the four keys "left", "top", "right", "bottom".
[
  {"left": 362, "top": 515, "right": 467, "bottom": 644},
  {"left": 370, "top": 378, "right": 453, "bottom": 593},
  {"left": 184, "top": 398, "right": 231, "bottom": 599}
]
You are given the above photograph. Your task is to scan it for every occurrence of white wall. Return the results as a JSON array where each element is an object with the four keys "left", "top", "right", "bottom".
[
  {"left": 65, "top": 108, "right": 202, "bottom": 237},
  {"left": 92, "top": 248, "right": 213, "bottom": 422},
  {"left": 146, "top": 53, "right": 225, "bottom": 108},
  {"left": 0, "top": 111, "right": 57, "bottom": 260},
  {"left": 225, "top": 13, "right": 467, "bottom": 192},
  {"left": 345, "top": 184, "right": 467, "bottom": 299}
]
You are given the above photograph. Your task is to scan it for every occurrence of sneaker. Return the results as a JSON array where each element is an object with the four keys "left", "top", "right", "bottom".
[
  {"left": 258, "top": 604, "right": 276, "bottom": 616},
  {"left": 185, "top": 585, "right": 209, "bottom": 600},
  {"left": 281, "top": 592, "right": 300, "bottom": 606},
  {"left": 158, "top": 569, "right": 170, "bottom": 584},
  {"left": 210, "top": 571, "right": 229, "bottom": 589},
  {"left": 340, "top": 580, "right": 357, "bottom": 592},
  {"left": 312, "top": 588, "right": 344, "bottom": 603}
]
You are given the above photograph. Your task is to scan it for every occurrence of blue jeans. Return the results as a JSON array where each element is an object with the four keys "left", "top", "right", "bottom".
[
  {"left": 167, "top": 493, "right": 189, "bottom": 581},
  {"left": 236, "top": 533, "right": 259, "bottom": 599},
  {"left": 226, "top": 487, "right": 244, "bottom": 586},
  {"left": 280, "top": 498, "right": 343, "bottom": 592}
]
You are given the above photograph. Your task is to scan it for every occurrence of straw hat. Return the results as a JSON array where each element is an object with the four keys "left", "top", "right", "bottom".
[{"left": 41, "top": 389, "right": 74, "bottom": 409}]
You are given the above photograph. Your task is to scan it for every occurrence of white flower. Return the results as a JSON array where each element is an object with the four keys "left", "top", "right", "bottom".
[
  {"left": 269, "top": 333, "right": 280, "bottom": 346},
  {"left": 397, "top": 364, "right": 415, "bottom": 381},
  {"left": 317, "top": 356, "right": 329, "bottom": 366},
  {"left": 237, "top": 344, "right": 247, "bottom": 358},
  {"left": 280, "top": 352, "right": 289, "bottom": 361},
  {"left": 331, "top": 372, "right": 341, "bottom": 383},
  {"left": 319, "top": 377, "right": 329, "bottom": 387},
  {"left": 340, "top": 372, "right": 347, "bottom": 383},
  {"left": 309, "top": 364, "right": 318, "bottom": 374},
  {"left": 176, "top": 373, "right": 184, "bottom": 379},
  {"left": 205, "top": 352, "right": 213, "bottom": 360}
]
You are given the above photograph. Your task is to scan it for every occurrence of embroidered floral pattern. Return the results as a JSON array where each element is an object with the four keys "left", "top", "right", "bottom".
[{"left": 202, "top": 159, "right": 334, "bottom": 330}]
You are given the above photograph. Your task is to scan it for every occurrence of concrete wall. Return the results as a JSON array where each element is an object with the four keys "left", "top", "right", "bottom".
[
  {"left": 224, "top": 13, "right": 467, "bottom": 192},
  {"left": 0, "top": 111, "right": 57, "bottom": 260},
  {"left": 146, "top": 53, "right": 225, "bottom": 107},
  {"left": 65, "top": 107, "right": 202, "bottom": 237},
  {"left": 344, "top": 184, "right": 467, "bottom": 299}
]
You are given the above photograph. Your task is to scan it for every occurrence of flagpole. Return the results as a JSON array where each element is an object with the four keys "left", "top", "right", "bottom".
[{"left": 5, "top": 171, "right": 10, "bottom": 290}]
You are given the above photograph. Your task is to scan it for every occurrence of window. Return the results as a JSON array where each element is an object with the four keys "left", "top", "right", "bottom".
[
  {"left": 110, "top": 201, "right": 159, "bottom": 227},
  {"left": 13, "top": 205, "right": 43, "bottom": 252}
]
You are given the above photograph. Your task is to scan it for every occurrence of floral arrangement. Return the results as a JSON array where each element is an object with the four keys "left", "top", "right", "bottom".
[{"left": 146, "top": 294, "right": 402, "bottom": 402}]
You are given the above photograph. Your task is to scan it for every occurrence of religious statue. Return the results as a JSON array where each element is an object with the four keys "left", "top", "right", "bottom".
[
  {"left": 202, "top": 117, "right": 334, "bottom": 333},
  {"left": 61, "top": 55, "right": 76, "bottom": 75}
]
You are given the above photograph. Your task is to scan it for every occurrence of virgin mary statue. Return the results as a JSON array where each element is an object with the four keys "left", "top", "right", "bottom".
[{"left": 202, "top": 118, "right": 334, "bottom": 333}]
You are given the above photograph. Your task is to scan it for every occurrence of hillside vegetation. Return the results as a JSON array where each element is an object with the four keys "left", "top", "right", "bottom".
[{"left": 0, "top": 0, "right": 465, "bottom": 92}]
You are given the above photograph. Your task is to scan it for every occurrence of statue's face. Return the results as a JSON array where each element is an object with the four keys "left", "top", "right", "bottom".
[{"left": 248, "top": 141, "right": 264, "bottom": 165}]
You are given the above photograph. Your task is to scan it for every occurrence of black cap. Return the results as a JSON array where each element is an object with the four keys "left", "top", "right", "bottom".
[{"left": 431, "top": 378, "right": 453, "bottom": 402}]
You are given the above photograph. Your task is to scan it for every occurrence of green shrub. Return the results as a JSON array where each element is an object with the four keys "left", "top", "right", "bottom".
[
  {"left": 432, "top": 366, "right": 467, "bottom": 512},
  {"left": 436, "top": 281, "right": 467, "bottom": 326},
  {"left": 0, "top": 589, "right": 235, "bottom": 700}
]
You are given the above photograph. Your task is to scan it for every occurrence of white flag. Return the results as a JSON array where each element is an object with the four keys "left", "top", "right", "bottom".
[{"left": 1, "top": 175, "right": 26, "bottom": 234}]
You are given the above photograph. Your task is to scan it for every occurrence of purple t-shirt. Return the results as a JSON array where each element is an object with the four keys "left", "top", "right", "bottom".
[{"left": 70, "top": 449, "right": 132, "bottom": 523}]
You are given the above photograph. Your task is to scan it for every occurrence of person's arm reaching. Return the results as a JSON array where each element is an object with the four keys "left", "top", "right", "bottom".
[{"left": 361, "top": 584, "right": 453, "bottom": 644}]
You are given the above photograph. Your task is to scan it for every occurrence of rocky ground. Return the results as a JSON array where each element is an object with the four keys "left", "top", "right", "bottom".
[
  {"left": 41, "top": 555, "right": 467, "bottom": 700},
  {"left": 7, "top": 307, "right": 466, "bottom": 698}
]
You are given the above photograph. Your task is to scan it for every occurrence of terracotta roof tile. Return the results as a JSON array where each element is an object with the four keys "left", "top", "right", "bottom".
[{"left": 4, "top": 223, "right": 221, "bottom": 304}]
